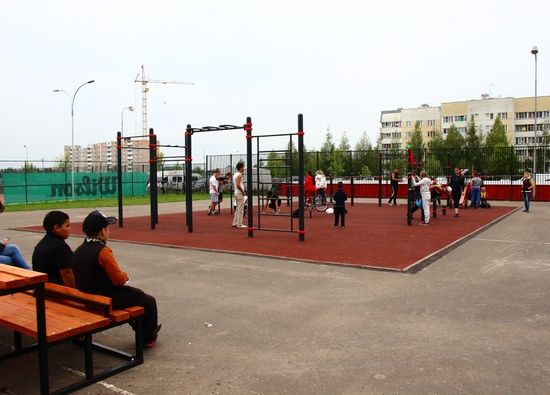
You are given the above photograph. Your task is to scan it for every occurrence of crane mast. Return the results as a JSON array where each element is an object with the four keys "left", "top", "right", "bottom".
[{"left": 135, "top": 65, "right": 194, "bottom": 135}]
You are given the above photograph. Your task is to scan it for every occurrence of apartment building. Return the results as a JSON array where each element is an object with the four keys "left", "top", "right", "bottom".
[
  {"left": 64, "top": 138, "right": 150, "bottom": 172},
  {"left": 380, "top": 95, "right": 550, "bottom": 149}
]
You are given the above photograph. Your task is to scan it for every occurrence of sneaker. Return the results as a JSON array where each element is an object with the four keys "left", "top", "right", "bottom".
[
  {"left": 454, "top": 214, "right": 461, "bottom": 218},
  {"left": 419, "top": 222, "right": 429, "bottom": 226},
  {"left": 237, "top": 225, "right": 247, "bottom": 229},
  {"left": 333, "top": 225, "right": 338, "bottom": 228},
  {"left": 145, "top": 324, "right": 162, "bottom": 349}
]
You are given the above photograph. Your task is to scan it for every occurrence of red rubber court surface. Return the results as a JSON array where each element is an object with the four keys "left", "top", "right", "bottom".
[{"left": 20, "top": 204, "right": 517, "bottom": 272}]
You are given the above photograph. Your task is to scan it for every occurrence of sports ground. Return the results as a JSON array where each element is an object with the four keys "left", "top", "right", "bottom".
[{"left": 1, "top": 199, "right": 549, "bottom": 394}]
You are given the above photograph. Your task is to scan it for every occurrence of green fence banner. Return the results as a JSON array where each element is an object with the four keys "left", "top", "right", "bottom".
[{"left": 3, "top": 172, "right": 148, "bottom": 203}]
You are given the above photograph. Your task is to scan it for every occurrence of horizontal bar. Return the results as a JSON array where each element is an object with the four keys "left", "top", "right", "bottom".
[
  {"left": 157, "top": 144, "right": 186, "bottom": 148},
  {"left": 255, "top": 227, "right": 295, "bottom": 232},
  {"left": 252, "top": 132, "right": 297, "bottom": 138},
  {"left": 120, "top": 135, "right": 151, "bottom": 139}
]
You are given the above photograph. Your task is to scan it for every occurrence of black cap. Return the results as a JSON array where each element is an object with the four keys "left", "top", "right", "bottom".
[{"left": 82, "top": 210, "right": 117, "bottom": 236}]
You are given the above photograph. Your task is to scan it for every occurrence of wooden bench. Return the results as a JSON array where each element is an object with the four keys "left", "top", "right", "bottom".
[{"left": 0, "top": 264, "right": 145, "bottom": 395}]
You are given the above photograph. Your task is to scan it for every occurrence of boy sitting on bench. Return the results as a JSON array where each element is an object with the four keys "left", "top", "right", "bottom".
[{"left": 73, "top": 210, "right": 161, "bottom": 348}]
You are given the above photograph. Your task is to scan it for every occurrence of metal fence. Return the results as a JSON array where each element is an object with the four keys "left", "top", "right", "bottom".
[{"left": 2, "top": 146, "right": 550, "bottom": 203}]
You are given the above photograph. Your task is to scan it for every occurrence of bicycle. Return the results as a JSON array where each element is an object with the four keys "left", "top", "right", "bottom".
[{"left": 306, "top": 192, "right": 328, "bottom": 212}]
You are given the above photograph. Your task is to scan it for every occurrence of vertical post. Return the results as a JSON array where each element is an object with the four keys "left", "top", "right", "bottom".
[
  {"left": 24, "top": 160, "right": 28, "bottom": 203},
  {"left": 149, "top": 130, "right": 157, "bottom": 229},
  {"left": 230, "top": 154, "right": 234, "bottom": 215},
  {"left": 245, "top": 117, "right": 254, "bottom": 238},
  {"left": 407, "top": 147, "right": 413, "bottom": 226},
  {"left": 298, "top": 114, "right": 305, "bottom": 241},
  {"left": 256, "top": 136, "right": 261, "bottom": 230},
  {"left": 378, "top": 152, "right": 383, "bottom": 207},
  {"left": 35, "top": 283, "right": 49, "bottom": 394},
  {"left": 185, "top": 125, "right": 193, "bottom": 232},
  {"left": 117, "top": 132, "right": 124, "bottom": 227},
  {"left": 350, "top": 175, "right": 355, "bottom": 206},
  {"left": 510, "top": 146, "right": 514, "bottom": 202}
]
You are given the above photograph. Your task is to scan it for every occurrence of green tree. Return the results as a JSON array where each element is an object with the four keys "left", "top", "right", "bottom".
[
  {"left": 319, "top": 130, "right": 335, "bottom": 175},
  {"left": 464, "top": 121, "right": 484, "bottom": 173},
  {"left": 485, "top": 117, "right": 508, "bottom": 147},
  {"left": 354, "top": 131, "right": 372, "bottom": 151},
  {"left": 408, "top": 121, "right": 424, "bottom": 150},
  {"left": 445, "top": 125, "right": 465, "bottom": 149}
]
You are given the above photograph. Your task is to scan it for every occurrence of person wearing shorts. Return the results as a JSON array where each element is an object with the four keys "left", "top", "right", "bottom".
[{"left": 208, "top": 169, "right": 220, "bottom": 216}]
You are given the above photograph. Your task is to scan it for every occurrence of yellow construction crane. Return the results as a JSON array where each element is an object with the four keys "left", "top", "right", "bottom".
[{"left": 135, "top": 65, "right": 194, "bottom": 135}]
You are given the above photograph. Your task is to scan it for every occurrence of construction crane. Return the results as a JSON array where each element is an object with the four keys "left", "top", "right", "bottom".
[{"left": 135, "top": 65, "right": 194, "bottom": 135}]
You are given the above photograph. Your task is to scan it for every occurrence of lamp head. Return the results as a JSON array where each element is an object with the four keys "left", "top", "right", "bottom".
[
  {"left": 531, "top": 46, "right": 538, "bottom": 55},
  {"left": 128, "top": 106, "right": 134, "bottom": 111},
  {"left": 87, "top": 80, "right": 95, "bottom": 84}
]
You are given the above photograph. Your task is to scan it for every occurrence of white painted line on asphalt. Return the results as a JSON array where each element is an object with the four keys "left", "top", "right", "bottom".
[
  {"left": 474, "top": 238, "right": 550, "bottom": 246},
  {"left": 62, "top": 367, "right": 136, "bottom": 395}
]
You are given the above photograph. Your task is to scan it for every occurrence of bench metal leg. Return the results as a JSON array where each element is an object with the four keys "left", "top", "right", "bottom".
[
  {"left": 13, "top": 330, "right": 22, "bottom": 351},
  {"left": 84, "top": 334, "right": 93, "bottom": 380}
]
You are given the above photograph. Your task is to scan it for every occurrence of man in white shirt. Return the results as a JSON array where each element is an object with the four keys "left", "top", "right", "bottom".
[
  {"left": 232, "top": 163, "right": 247, "bottom": 228},
  {"left": 208, "top": 169, "right": 221, "bottom": 216}
]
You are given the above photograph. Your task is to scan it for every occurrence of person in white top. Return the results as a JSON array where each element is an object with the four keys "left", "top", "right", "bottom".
[
  {"left": 315, "top": 170, "right": 327, "bottom": 204},
  {"left": 412, "top": 170, "right": 433, "bottom": 226},
  {"left": 208, "top": 169, "right": 220, "bottom": 216},
  {"left": 232, "top": 163, "right": 247, "bottom": 228}
]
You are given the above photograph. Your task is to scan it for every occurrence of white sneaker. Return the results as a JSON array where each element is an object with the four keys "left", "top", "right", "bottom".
[{"left": 237, "top": 225, "right": 247, "bottom": 229}]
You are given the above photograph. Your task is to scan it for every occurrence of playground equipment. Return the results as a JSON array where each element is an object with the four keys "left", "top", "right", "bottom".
[{"left": 185, "top": 115, "right": 306, "bottom": 241}]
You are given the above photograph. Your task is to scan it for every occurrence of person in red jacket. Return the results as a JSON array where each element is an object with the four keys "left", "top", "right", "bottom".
[{"left": 304, "top": 170, "right": 317, "bottom": 205}]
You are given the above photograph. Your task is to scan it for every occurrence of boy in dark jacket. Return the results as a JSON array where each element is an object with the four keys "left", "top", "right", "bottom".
[
  {"left": 333, "top": 181, "right": 348, "bottom": 228},
  {"left": 73, "top": 210, "right": 161, "bottom": 348}
]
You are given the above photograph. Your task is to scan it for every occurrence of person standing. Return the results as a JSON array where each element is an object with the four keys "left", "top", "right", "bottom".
[
  {"left": 315, "top": 170, "right": 327, "bottom": 204},
  {"left": 232, "top": 162, "right": 247, "bottom": 229},
  {"left": 333, "top": 181, "right": 348, "bottom": 228},
  {"left": 32, "top": 211, "right": 75, "bottom": 286},
  {"left": 73, "top": 210, "right": 161, "bottom": 348},
  {"left": 449, "top": 167, "right": 465, "bottom": 218},
  {"left": 207, "top": 168, "right": 221, "bottom": 215},
  {"left": 388, "top": 168, "right": 401, "bottom": 206},
  {"left": 521, "top": 170, "right": 535, "bottom": 212},
  {"left": 412, "top": 170, "right": 433, "bottom": 226},
  {"left": 469, "top": 171, "right": 482, "bottom": 208}
]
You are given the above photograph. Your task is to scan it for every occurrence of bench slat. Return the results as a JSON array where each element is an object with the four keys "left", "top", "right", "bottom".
[
  {"left": 0, "top": 293, "right": 110, "bottom": 342},
  {"left": 0, "top": 264, "right": 48, "bottom": 289}
]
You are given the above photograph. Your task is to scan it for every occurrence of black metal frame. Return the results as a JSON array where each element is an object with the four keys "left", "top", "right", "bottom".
[
  {"left": 184, "top": 121, "right": 248, "bottom": 233},
  {"left": 0, "top": 281, "right": 144, "bottom": 395},
  {"left": 253, "top": 115, "right": 305, "bottom": 240}
]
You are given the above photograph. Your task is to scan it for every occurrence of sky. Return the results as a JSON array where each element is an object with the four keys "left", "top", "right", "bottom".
[{"left": 1, "top": 0, "right": 549, "bottom": 166}]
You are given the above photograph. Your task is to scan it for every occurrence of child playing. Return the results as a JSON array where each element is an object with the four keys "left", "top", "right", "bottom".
[
  {"left": 262, "top": 190, "right": 281, "bottom": 214},
  {"left": 333, "top": 181, "right": 347, "bottom": 228},
  {"left": 480, "top": 187, "right": 491, "bottom": 208}
]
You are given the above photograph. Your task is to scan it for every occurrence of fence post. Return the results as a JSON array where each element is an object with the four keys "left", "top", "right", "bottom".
[
  {"left": 378, "top": 152, "right": 382, "bottom": 207},
  {"left": 350, "top": 175, "right": 354, "bottom": 206},
  {"left": 509, "top": 146, "right": 514, "bottom": 202},
  {"left": 24, "top": 161, "right": 28, "bottom": 204}
]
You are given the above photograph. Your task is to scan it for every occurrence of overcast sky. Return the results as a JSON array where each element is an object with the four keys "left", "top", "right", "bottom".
[{"left": 1, "top": 0, "right": 548, "bottom": 165}]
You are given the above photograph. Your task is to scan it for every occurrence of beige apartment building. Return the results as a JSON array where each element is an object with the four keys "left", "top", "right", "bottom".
[
  {"left": 64, "top": 138, "right": 150, "bottom": 172},
  {"left": 380, "top": 95, "right": 550, "bottom": 149}
]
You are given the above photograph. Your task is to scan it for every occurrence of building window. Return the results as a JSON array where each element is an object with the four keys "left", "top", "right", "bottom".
[
  {"left": 443, "top": 116, "right": 453, "bottom": 123},
  {"left": 486, "top": 113, "right": 493, "bottom": 120},
  {"left": 498, "top": 112, "right": 507, "bottom": 119},
  {"left": 405, "top": 121, "right": 412, "bottom": 127}
]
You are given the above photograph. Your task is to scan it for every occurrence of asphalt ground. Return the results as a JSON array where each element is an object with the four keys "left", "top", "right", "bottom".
[{"left": 1, "top": 199, "right": 549, "bottom": 395}]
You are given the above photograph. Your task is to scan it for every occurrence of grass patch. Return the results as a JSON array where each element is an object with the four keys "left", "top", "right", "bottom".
[{"left": 3, "top": 193, "right": 210, "bottom": 212}]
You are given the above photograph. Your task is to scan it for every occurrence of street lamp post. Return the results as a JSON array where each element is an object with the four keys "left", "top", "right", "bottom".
[
  {"left": 531, "top": 46, "right": 538, "bottom": 176},
  {"left": 121, "top": 106, "right": 134, "bottom": 136},
  {"left": 54, "top": 80, "right": 95, "bottom": 199}
]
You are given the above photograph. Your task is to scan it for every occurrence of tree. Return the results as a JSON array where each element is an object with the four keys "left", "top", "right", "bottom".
[
  {"left": 319, "top": 129, "right": 335, "bottom": 174},
  {"left": 266, "top": 151, "right": 286, "bottom": 178},
  {"left": 464, "top": 120, "right": 484, "bottom": 174},
  {"left": 354, "top": 131, "right": 372, "bottom": 152},
  {"left": 445, "top": 125, "right": 465, "bottom": 149},
  {"left": 408, "top": 121, "right": 424, "bottom": 150},
  {"left": 338, "top": 132, "right": 351, "bottom": 151},
  {"left": 485, "top": 117, "right": 508, "bottom": 147}
]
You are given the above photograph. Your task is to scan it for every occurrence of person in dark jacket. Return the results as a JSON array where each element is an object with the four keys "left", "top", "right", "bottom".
[
  {"left": 449, "top": 167, "right": 465, "bottom": 217},
  {"left": 333, "top": 181, "right": 348, "bottom": 228},
  {"left": 73, "top": 210, "right": 161, "bottom": 348},
  {"left": 32, "top": 211, "right": 74, "bottom": 286}
]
